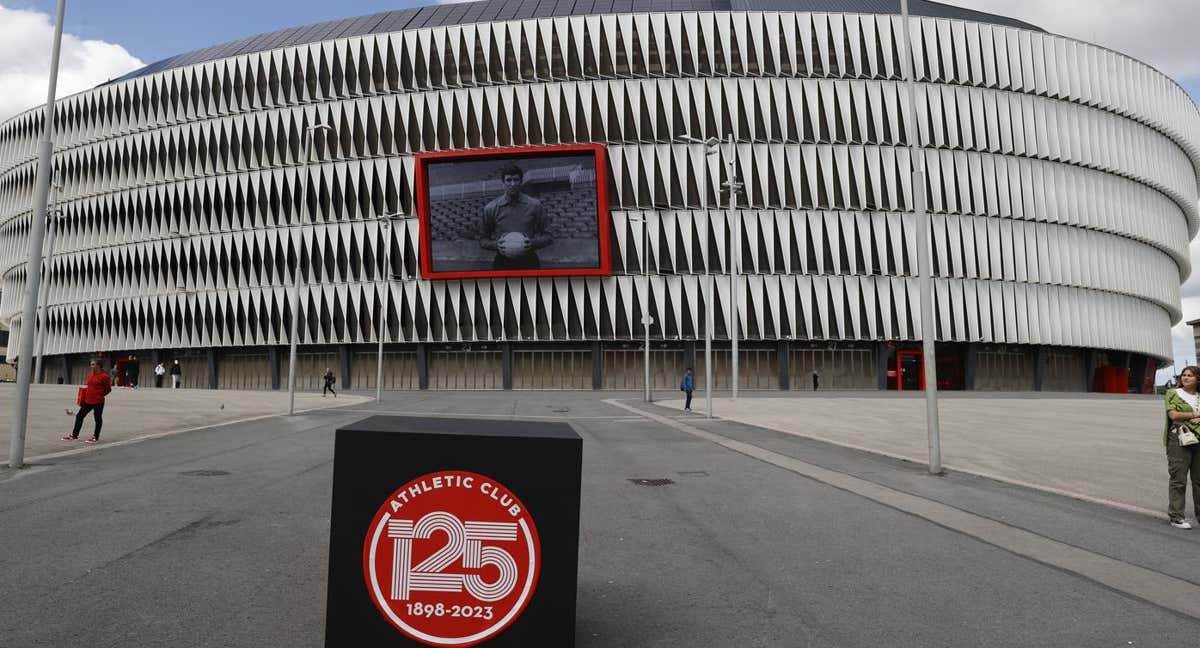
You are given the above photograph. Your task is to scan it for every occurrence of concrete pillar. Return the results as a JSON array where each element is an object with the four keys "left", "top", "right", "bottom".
[
  {"left": 964, "top": 343, "right": 978, "bottom": 391},
  {"left": 877, "top": 343, "right": 889, "bottom": 391},
  {"left": 1033, "top": 346, "right": 1046, "bottom": 392},
  {"left": 60, "top": 354, "right": 70, "bottom": 385},
  {"left": 591, "top": 341, "right": 603, "bottom": 390},
  {"left": 1084, "top": 349, "right": 1097, "bottom": 392},
  {"left": 339, "top": 344, "right": 352, "bottom": 389},
  {"left": 417, "top": 343, "right": 429, "bottom": 390},
  {"left": 502, "top": 342, "right": 513, "bottom": 390},
  {"left": 207, "top": 348, "right": 218, "bottom": 390},
  {"left": 684, "top": 341, "right": 697, "bottom": 372},
  {"left": 778, "top": 340, "right": 790, "bottom": 390},
  {"left": 269, "top": 346, "right": 281, "bottom": 390}
]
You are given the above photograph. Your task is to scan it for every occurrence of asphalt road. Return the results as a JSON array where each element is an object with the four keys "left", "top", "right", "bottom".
[{"left": 2, "top": 391, "right": 1197, "bottom": 647}]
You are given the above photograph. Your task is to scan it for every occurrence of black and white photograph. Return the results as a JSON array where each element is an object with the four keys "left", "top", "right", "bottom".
[{"left": 422, "top": 152, "right": 603, "bottom": 275}]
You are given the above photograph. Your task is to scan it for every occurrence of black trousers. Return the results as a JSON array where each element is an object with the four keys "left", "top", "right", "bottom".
[
  {"left": 1167, "top": 430, "right": 1200, "bottom": 520},
  {"left": 684, "top": 390, "right": 693, "bottom": 410},
  {"left": 492, "top": 252, "right": 541, "bottom": 271},
  {"left": 72, "top": 402, "right": 104, "bottom": 440},
  {"left": 324, "top": 382, "right": 336, "bottom": 396}
]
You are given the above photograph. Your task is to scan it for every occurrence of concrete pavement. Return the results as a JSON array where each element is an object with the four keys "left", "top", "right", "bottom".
[
  {"left": 659, "top": 392, "right": 1170, "bottom": 517},
  {"left": 0, "top": 383, "right": 370, "bottom": 464},
  {"left": 3, "top": 391, "right": 1199, "bottom": 647}
]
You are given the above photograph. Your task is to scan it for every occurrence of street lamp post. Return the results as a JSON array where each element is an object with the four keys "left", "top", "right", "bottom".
[
  {"left": 374, "top": 212, "right": 410, "bottom": 402},
  {"left": 287, "top": 122, "right": 332, "bottom": 416},
  {"left": 645, "top": 212, "right": 652, "bottom": 403},
  {"left": 376, "top": 218, "right": 392, "bottom": 402},
  {"left": 9, "top": 0, "right": 67, "bottom": 470},
  {"left": 33, "top": 169, "right": 64, "bottom": 384},
  {"left": 628, "top": 212, "right": 654, "bottom": 403},
  {"left": 900, "top": 0, "right": 942, "bottom": 474},
  {"left": 703, "top": 207, "right": 713, "bottom": 419},
  {"left": 722, "top": 134, "right": 741, "bottom": 400},
  {"left": 681, "top": 135, "right": 731, "bottom": 418}
]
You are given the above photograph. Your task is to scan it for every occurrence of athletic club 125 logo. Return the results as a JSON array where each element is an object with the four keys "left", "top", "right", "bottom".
[{"left": 362, "top": 470, "right": 541, "bottom": 646}]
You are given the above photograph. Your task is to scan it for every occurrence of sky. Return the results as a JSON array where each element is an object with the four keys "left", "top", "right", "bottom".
[{"left": 1, "top": 0, "right": 1198, "bottom": 375}]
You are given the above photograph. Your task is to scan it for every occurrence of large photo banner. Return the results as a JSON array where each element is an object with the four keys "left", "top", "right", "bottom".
[{"left": 416, "top": 144, "right": 611, "bottom": 279}]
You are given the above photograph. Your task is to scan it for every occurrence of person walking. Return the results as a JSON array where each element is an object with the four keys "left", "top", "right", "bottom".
[
  {"left": 323, "top": 367, "right": 337, "bottom": 397},
  {"left": 127, "top": 354, "right": 140, "bottom": 389},
  {"left": 170, "top": 359, "right": 182, "bottom": 388},
  {"left": 1165, "top": 365, "right": 1200, "bottom": 529},
  {"left": 154, "top": 362, "right": 166, "bottom": 388},
  {"left": 679, "top": 367, "right": 695, "bottom": 412},
  {"left": 812, "top": 368, "right": 820, "bottom": 391},
  {"left": 62, "top": 358, "right": 112, "bottom": 444}
]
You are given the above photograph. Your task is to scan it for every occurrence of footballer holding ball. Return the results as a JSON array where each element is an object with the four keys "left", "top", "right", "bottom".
[{"left": 479, "top": 164, "right": 552, "bottom": 270}]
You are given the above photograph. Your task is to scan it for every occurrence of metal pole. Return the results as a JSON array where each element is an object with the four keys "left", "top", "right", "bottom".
[
  {"left": 705, "top": 231, "right": 713, "bottom": 419},
  {"left": 900, "top": 0, "right": 942, "bottom": 474},
  {"left": 33, "top": 205, "right": 60, "bottom": 384},
  {"left": 9, "top": 0, "right": 66, "bottom": 469},
  {"left": 681, "top": 134, "right": 720, "bottom": 417},
  {"left": 376, "top": 218, "right": 391, "bottom": 402},
  {"left": 288, "top": 124, "right": 327, "bottom": 415},
  {"left": 696, "top": 138, "right": 718, "bottom": 418},
  {"left": 643, "top": 212, "right": 651, "bottom": 403},
  {"left": 725, "top": 134, "right": 739, "bottom": 400}
]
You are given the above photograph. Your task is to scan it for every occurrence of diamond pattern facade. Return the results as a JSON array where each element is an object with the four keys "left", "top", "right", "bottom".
[{"left": 1, "top": 8, "right": 1198, "bottom": 389}]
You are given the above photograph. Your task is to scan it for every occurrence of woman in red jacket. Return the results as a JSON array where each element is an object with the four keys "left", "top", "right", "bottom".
[{"left": 63, "top": 358, "right": 113, "bottom": 444}]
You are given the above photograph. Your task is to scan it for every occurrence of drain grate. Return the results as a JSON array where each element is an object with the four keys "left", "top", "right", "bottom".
[
  {"left": 628, "top": 478, "right": 675, "bottom": 486},
  {"left": 180, "top": 470, "right": 230, "bottom": 477}
]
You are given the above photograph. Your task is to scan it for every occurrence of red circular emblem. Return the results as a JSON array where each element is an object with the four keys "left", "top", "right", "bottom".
[{"left": 362, "top": 470, "right": 541, "bottom": 647}]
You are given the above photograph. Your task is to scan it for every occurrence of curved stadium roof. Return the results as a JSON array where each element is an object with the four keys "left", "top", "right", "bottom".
[{"left": 110, "top": 0, "right": 1042, "bottom": 84}]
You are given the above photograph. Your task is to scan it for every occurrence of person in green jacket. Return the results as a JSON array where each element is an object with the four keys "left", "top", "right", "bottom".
[{"left": 1165, "top": 365, "right": 1200, "bottom": 529}]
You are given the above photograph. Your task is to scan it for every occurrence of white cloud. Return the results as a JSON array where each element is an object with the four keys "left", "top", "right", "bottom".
[
  {"left": 0, "top": 4, "right": 144, "bottom": 122},
  {"left": 1160, "top": 306, "right": 1199, "bottom": 382}
]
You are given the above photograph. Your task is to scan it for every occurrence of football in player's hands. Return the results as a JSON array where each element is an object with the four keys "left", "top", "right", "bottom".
[{"left": 497, "top": 232, "right": 531, "bottom": 258}]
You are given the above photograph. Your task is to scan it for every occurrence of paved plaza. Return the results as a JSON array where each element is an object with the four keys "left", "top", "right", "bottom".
[
  {"left": 2, "top": 390, "right": 1199, "bottom": 647},
  {"left": 658, "top": 391, "right": 1168, "bottom": 515},
  {"left": 0, "top": 384, "right": 370, "bottom": 464}
]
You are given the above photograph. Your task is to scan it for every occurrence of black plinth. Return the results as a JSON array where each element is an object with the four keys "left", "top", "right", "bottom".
[{"left": 326, "top": 415, "right": 582, "bottom": 647}]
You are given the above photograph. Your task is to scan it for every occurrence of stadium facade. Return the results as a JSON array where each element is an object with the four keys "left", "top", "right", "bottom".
[{"left": 1, "top": 0, "right": 1198, "bottom": 393}]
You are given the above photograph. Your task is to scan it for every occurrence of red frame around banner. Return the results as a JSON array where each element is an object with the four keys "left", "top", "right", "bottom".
[{"left": 414, "top": 144, "right": 612, "bottom": 280}]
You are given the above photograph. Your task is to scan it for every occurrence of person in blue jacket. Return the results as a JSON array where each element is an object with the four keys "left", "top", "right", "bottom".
[{"left": 679, "top": 367, "right": 695, "bottom": 412}]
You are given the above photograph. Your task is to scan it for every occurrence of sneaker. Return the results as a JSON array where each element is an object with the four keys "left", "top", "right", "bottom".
[
  {"left": 1170, "top": 518, "right": 1192, "bottom": 530},
  {"left": 85, "top": 438, "right": 99, "bottom": 444},
  {"left": 61, "top": 434, "right": 76, "bottom": 441}
]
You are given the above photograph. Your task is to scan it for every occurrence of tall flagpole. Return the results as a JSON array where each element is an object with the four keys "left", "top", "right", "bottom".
[{"left": 9, "top": 0, "right": 67, "bottom": 469}]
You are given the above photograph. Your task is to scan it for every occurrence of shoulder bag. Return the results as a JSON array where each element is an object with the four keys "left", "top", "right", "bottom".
[{"left": 1175, "top": 422, "right": 1199, "bottom": 446}]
